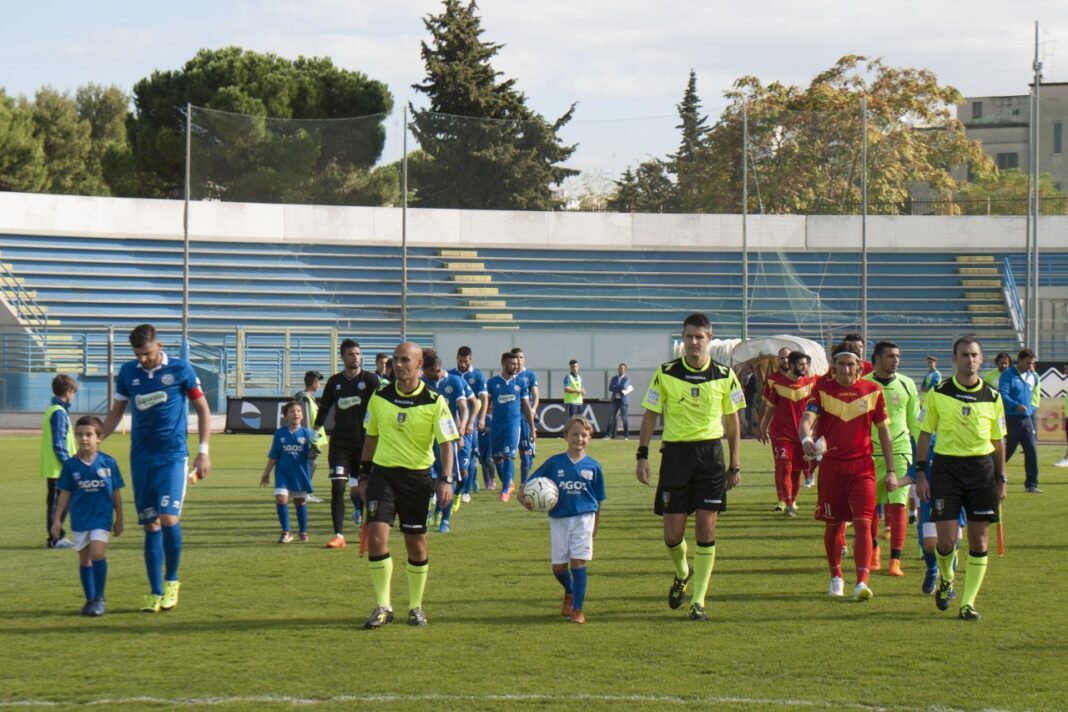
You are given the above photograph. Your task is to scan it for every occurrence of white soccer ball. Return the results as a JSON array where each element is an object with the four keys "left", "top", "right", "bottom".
[{"left": 522, "top": 477, "right": 559, "bottom": 512}]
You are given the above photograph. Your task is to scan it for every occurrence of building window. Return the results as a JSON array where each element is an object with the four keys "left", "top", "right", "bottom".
[
  {"left": 1055, "top": 122, "right": 1063, "bottom": 155},
  {"left": 996, "top": 153, "right": 1019, "bottom": 170},
  {"left": 972, "top": 101, "right": 983, "bottom": 119}
]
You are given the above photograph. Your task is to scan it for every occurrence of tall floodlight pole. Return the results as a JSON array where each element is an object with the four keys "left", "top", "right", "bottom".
[
  {"left": 182, "top": 102, "right": 192, "bottom": 358},
  {"left": 741, "top": 101, "right": 749, "bottom": 340},
  {"left": 1030, "top": 21, "right": 1042, "bottom": 352},
  {"left": 861, "top": 97, "right": 869, "bottom": 346},
  {"left": 401, "top": 106, "right": 409, "bottom": 341}
]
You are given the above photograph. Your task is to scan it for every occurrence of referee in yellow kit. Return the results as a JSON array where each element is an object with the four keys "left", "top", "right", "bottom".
[
  {"left": 358, "top": 342, "right": 459, "bottom": 629},
  {"left": 635, "top": 313, "right": 744, "bottom": 622}
]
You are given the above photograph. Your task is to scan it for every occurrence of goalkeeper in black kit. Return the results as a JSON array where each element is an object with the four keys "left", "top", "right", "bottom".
[{"left": 314, "top": 339, "right": 380, "bottom": 549}]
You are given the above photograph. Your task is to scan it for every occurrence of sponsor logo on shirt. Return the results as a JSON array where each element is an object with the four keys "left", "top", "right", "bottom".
[
  {"left": 731, "top": 389, "right": 744, "bottom": 405},
  {"left": 498, "top": 394, "right": 517, "bottom": 404},
  {"left": 560, "top": 480, "right": 586, "bottom": 491},
  {"left": 683, "top": 373, "right": 705, "bottom": 382},
  {"left": 282, "top": 443, "right": 305, "bottom": 455},
  {"left": 972, "top": 509, "right": 995, "bottom": 516},
  {"left": 580, "top": 468, "right": 594, "bottom": 480},
  {"left": 134, "top": 391, "right": 168, "bottom": 411},
  {"left": 161, "top": 373, "right": 175, "bottom": 386},
  {"left": 338, "top": 396, "right": 362, "bottom": 409},
  {"left": 77, "top": 479, "right": 110, "bottom": 491}
]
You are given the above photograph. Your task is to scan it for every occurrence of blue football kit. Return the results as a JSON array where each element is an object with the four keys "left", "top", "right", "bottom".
[
  {"left": 268, "top": 425, "right": 316, "bottom": 494},
  {"left": 531, "top": 452, "right": 606, "bottom": 519},
  {"left": 58, "top": 453, "right": 124, "bottom": 532}
]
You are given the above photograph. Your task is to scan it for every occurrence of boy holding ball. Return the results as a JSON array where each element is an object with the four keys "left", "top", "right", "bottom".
[{"left": 520, "top": 416, "right": 606, "bottom": 624}]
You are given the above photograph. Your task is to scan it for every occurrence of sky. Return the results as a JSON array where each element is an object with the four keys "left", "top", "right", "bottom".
[{"left": 3, "top": 0, "right": 1067, "bottom": 193}]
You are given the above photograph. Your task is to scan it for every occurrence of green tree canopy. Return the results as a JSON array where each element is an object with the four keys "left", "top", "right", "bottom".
[
  {"left": 612, "top": 56, "right": 994, "bottom": 215},
  {"left": 127, "top": 46, "right": 394, "bottom": 203},
  {"left": 31, "top": 87, "right": 106, "bottom": 195},
  {"left": 957, "top": 168, "right": 1065, "bottom": 215},
  {"left": 0, "top": 90, "right": 48, "bottom": 193},
  {"left": 408, "top": 0, "right": 577, "bottom": 210}
]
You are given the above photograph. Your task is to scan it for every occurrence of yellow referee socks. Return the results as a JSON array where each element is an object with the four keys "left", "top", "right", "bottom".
[
  {"left": 667, "top": 539, "right": 689, "bottom": 578},
  {"left": 961, "top": 552, "right": 988, "bottom": 610},
  {"left": 935, "top": 547, "right": 956, "bottom": 586},
  {"left": 369, "top": 554, "right": 392, "bottom": 608},
  {"left": 691, "top": 543, "right": 716, "bottom": 608},
  {"left": 407, "top": 559, "right": 429, "bottom": 609}
]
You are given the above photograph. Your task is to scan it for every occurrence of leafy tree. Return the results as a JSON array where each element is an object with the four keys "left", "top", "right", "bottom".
[
  {"left": 0, "top": 90, "right": 48, "bottom": 193},
  {"left": 75, "top": 84, "right": 138, "bottom": 196},
  {"left": 408, "top": 0, "right": 577, "bottom": 209},
  {"left": 956, "top": 169, "right": 1065, "bottom": 215},
  {"left": 31, "top": 87, "right": 105, "bottom": 195},
  {"left": 126, "top": 46, "right": 394, "bottom": 202}
]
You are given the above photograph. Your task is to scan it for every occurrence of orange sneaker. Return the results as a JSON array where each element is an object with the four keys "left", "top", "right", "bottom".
[
  {"left": 569, "top": 609, "right": 586, "bottom": 624},
  {"left": 500, "top": 491, "right": 511, "bottom": 502},
  {"left": 325, "top": 534, "right": 346, "bottom": 549},
  {"left": 887, "top": 558, "right": 905, "bottom": 577},
  {"left": 870, "top": 547, "right": 882, "bottom": 571},
  {"left": 561, "top": 593, "right": 574, "bottom": 616}
]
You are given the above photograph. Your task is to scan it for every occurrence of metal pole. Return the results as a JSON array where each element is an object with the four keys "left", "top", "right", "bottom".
[
  {"left": 741, "top": 101, "right": 749, "bottom": 340},
  {"left": 1025, "top": 75, "right": 1033, "bottom": 349},
  {"left": 401, "top": 106, "right": 409, "bottom": 341},
  {"left": 861, "top": 98, "right": 869, "bottom": 345},
  {"left": 1031, "top": 22, "right": 1042, "bottom": 353},
  {"left": 106, "top": 325, "right": 114, "bottom": 409},
  {"left": 182, "top": 102, "right": 192, "bottom": 358}
]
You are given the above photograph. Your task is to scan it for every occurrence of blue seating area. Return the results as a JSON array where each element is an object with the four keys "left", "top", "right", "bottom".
[{"left": 3, "top": 229, "right": 1063, "bottom": 409}]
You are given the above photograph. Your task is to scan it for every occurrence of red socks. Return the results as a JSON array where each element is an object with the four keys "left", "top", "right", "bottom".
[
  {"left": 852, "top": 518, "right": 872, "bottom": 584},
  {"left": 824, "top": 523, "right": 845, "bottom": 578}
]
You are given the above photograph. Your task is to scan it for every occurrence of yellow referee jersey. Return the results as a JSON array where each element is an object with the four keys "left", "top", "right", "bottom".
[
  {"left": 641, "top": 357, "right": 744, "bottom": 442},
  {"left": 920, "top": 376, "right": 1006, "bottom": 457},
  {"left": 365, "top": 381, "right": 459, "bottom": 470}
]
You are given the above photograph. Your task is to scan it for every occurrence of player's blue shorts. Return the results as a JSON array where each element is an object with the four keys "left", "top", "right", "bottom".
[
  {"left": 275, "top": 468, "right": 313, "bottom": 496},
  {"left": 131, "top": 459, "right": 187, "bottom": 525},
  {"left": 458, "top": 432, "right": 474, "bottom": 473},
  {"left": 519, "top": 420, "right": 536, "bottom": 455},
  {"left": 490, "top": 423, "right": 520, "bottom": 460},
  {"left": 432, "top": 441, "right": 461, "bottom": 481}
]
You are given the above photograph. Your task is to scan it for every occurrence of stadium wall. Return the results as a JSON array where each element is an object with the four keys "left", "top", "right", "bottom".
[{"left": 2, "top": 192, "right": 1065, "bottom": 251}]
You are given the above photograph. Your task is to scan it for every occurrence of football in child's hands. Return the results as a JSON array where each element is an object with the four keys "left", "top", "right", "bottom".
[{"left": 522, "top": 477, "right": 559, "bottom": 512}]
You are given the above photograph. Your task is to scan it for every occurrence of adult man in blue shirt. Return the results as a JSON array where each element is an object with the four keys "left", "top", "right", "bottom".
[
  {"left": 423, "top": 349, "right": 469, "bottom": 533},
  {"left": 606, "top": 362, "right": 633, "bottom": 439},
  {"left": 101, "top": 324, "right": 212, "bottom": 613},
  {"left": 999, "top": 348, "right": 1041, "bottom": 493},
  {"left": 482, "top": 351, "right": 535, "bottom": 501},
  {"left": 449, "top": 345, "right": 487, "bottom": 501}
]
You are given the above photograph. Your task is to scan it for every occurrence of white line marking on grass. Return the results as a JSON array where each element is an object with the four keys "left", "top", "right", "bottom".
[{"left": 0, "top": 694, "right": 1017, "bottom": 711}]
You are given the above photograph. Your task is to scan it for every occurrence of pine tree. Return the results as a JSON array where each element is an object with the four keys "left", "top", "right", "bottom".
[
  {"left": 409, "top": 0, "right": 577, "bottom": 209},
  {"left": 669, "top": 70, "right": 709, "bottom": 212}
]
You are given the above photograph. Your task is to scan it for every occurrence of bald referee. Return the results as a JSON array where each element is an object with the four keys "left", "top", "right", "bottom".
[
  {"left": 358, "top": 342, "right": 459, "bottom": 629},
  {"left": 916, "top": 336, "right": 1007, "bottom": 621},
  {"left": 635, "top": 312, "right": 744, "bottom": 622}
]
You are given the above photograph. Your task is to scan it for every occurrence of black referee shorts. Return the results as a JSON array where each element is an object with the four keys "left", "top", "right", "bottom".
[
  {"left": 654, "top": 440, "right": 727, "bottom": 516},
  {"left": 327, "top": 440, "right": 363, "bottom": 481},
  {"left": 930, "top": 454, "right": 999, "bottom": 523},
  {"left": 365, "top": 465, "right": 434, "bottom": 535}
]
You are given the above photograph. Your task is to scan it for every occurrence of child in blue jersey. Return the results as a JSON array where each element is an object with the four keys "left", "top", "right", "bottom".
[
  {"left": 260, "top": 402, "right": 318, "bottom": 543},
  {"left": 519, "top": 416, "right": 606, "bottom": 624},
  {"left": 51, "top": 416, "right": 124, "bottom": 617}
]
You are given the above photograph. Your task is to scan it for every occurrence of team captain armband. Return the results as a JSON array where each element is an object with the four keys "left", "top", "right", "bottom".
[
  {"left": 805, "top": 402, "right": 820, "bottom": 413},
  {"left": 188, "top": 386, "right": 205, "bottom": 400}
]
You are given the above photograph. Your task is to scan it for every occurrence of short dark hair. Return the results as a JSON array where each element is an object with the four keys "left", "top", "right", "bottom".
[
  {"left": 304, "top": 371, "right": 323, "bottom": 387},
  {"left": 51, "top": 374, "right": 77, "bottom": 396},
  {"left": 375, "top": 352, "right": 389, "bottom": 362},
  {"left": 510, "top": 347, "right": 524, "bottom": 355},
  {"left": 501, "top": 351, "right": 518, "bottom": 363},
  {"left": 618, "top": 362, "right": 627, "bottom": 368},
  {"left": 569, "top": 359, "right": 578, "bottom": 367},
  {"left": 952, "top": 336, "right": 981, "bottom": 355},
  {"left": 994, "top": 352, "right": 1012, "bottom": 363},
  {"left": 129, "top": 324, "right": 157, "bottom": 348},
  {"left": 682, "top": 312, "right": 712, "bottom": 335},
  {"left": 339, "top": 339, "right": 360, "bottom": 355},
  {"left": 423, "top": 348, "right": 441, "bottom": 370},
  {"left": 1017, "top": 348, "right": 1036, "bottom": 360},
  {"left": 787, "top": 351, "right": 810, "bottom": 366},
  {"left": 457, "top": 346, "right": 472, "bottom": 358},
  {"left": 927, "top": 355, "right": 938, "bottom": 362},
  {"left": 843, "top": 332, "right": 863, "bottom": 344},
  {"left": 75, "top": 414, "right": 103, "bottom": 437},
  {"left": 832, "top": 341, "right": 862, "bottom": 358},
  {"left": 872, "top": 341, "right": 898, "bottom": 359},
  {"left": 282, "top": 401, "right": 302, "bottom": 417}
]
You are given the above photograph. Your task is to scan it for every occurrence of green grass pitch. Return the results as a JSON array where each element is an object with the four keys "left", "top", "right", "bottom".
[{"left": 1, "top": 433, "right": 1065, "bottom": 711}]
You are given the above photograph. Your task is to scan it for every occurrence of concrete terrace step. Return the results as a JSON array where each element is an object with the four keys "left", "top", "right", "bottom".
[
  {"left": 441, "top": 262, "right": 486, "bottom": 271},
  {"left": 957, "top": 267, "right": 999, "bottom": 275},
  {"left": 962, "top": 279, "right": 1001, "bottom": 287},
  {"left": 966, "top": 304, "right": 1005, "bottom": 312},
  {"left": 438, "top": 250, "right": 479, "bottom": 258},
  {"left": 970, "top": 316, "right": 1011, "bottom": 325},
  {"left": 465, "top": 300, "right": 508, "bottom": 308},
  {"left": 451, "top": 274, "right": 493, "bottom": 283},
  {"left": 472, "top": 313, "right": 514, "bottom": 321},
  {"left": 455, "top": 287, "right": 500, "bottom": 296},
  {"left": 955, "top": 255, "right": 995, "bottom": 263}
]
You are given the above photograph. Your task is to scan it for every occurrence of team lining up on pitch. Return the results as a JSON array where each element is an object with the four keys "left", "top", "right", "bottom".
[{"left": 44, "top": 314, "right": 1017, "bottom": 626}]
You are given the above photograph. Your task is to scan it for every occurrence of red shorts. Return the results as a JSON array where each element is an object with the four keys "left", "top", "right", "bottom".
[
  {"left": 814, "top": 457, "right": 875, "bottom": 523},
  {"left": 772, "top": 437, "right": 805, "bottom": 474}
]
